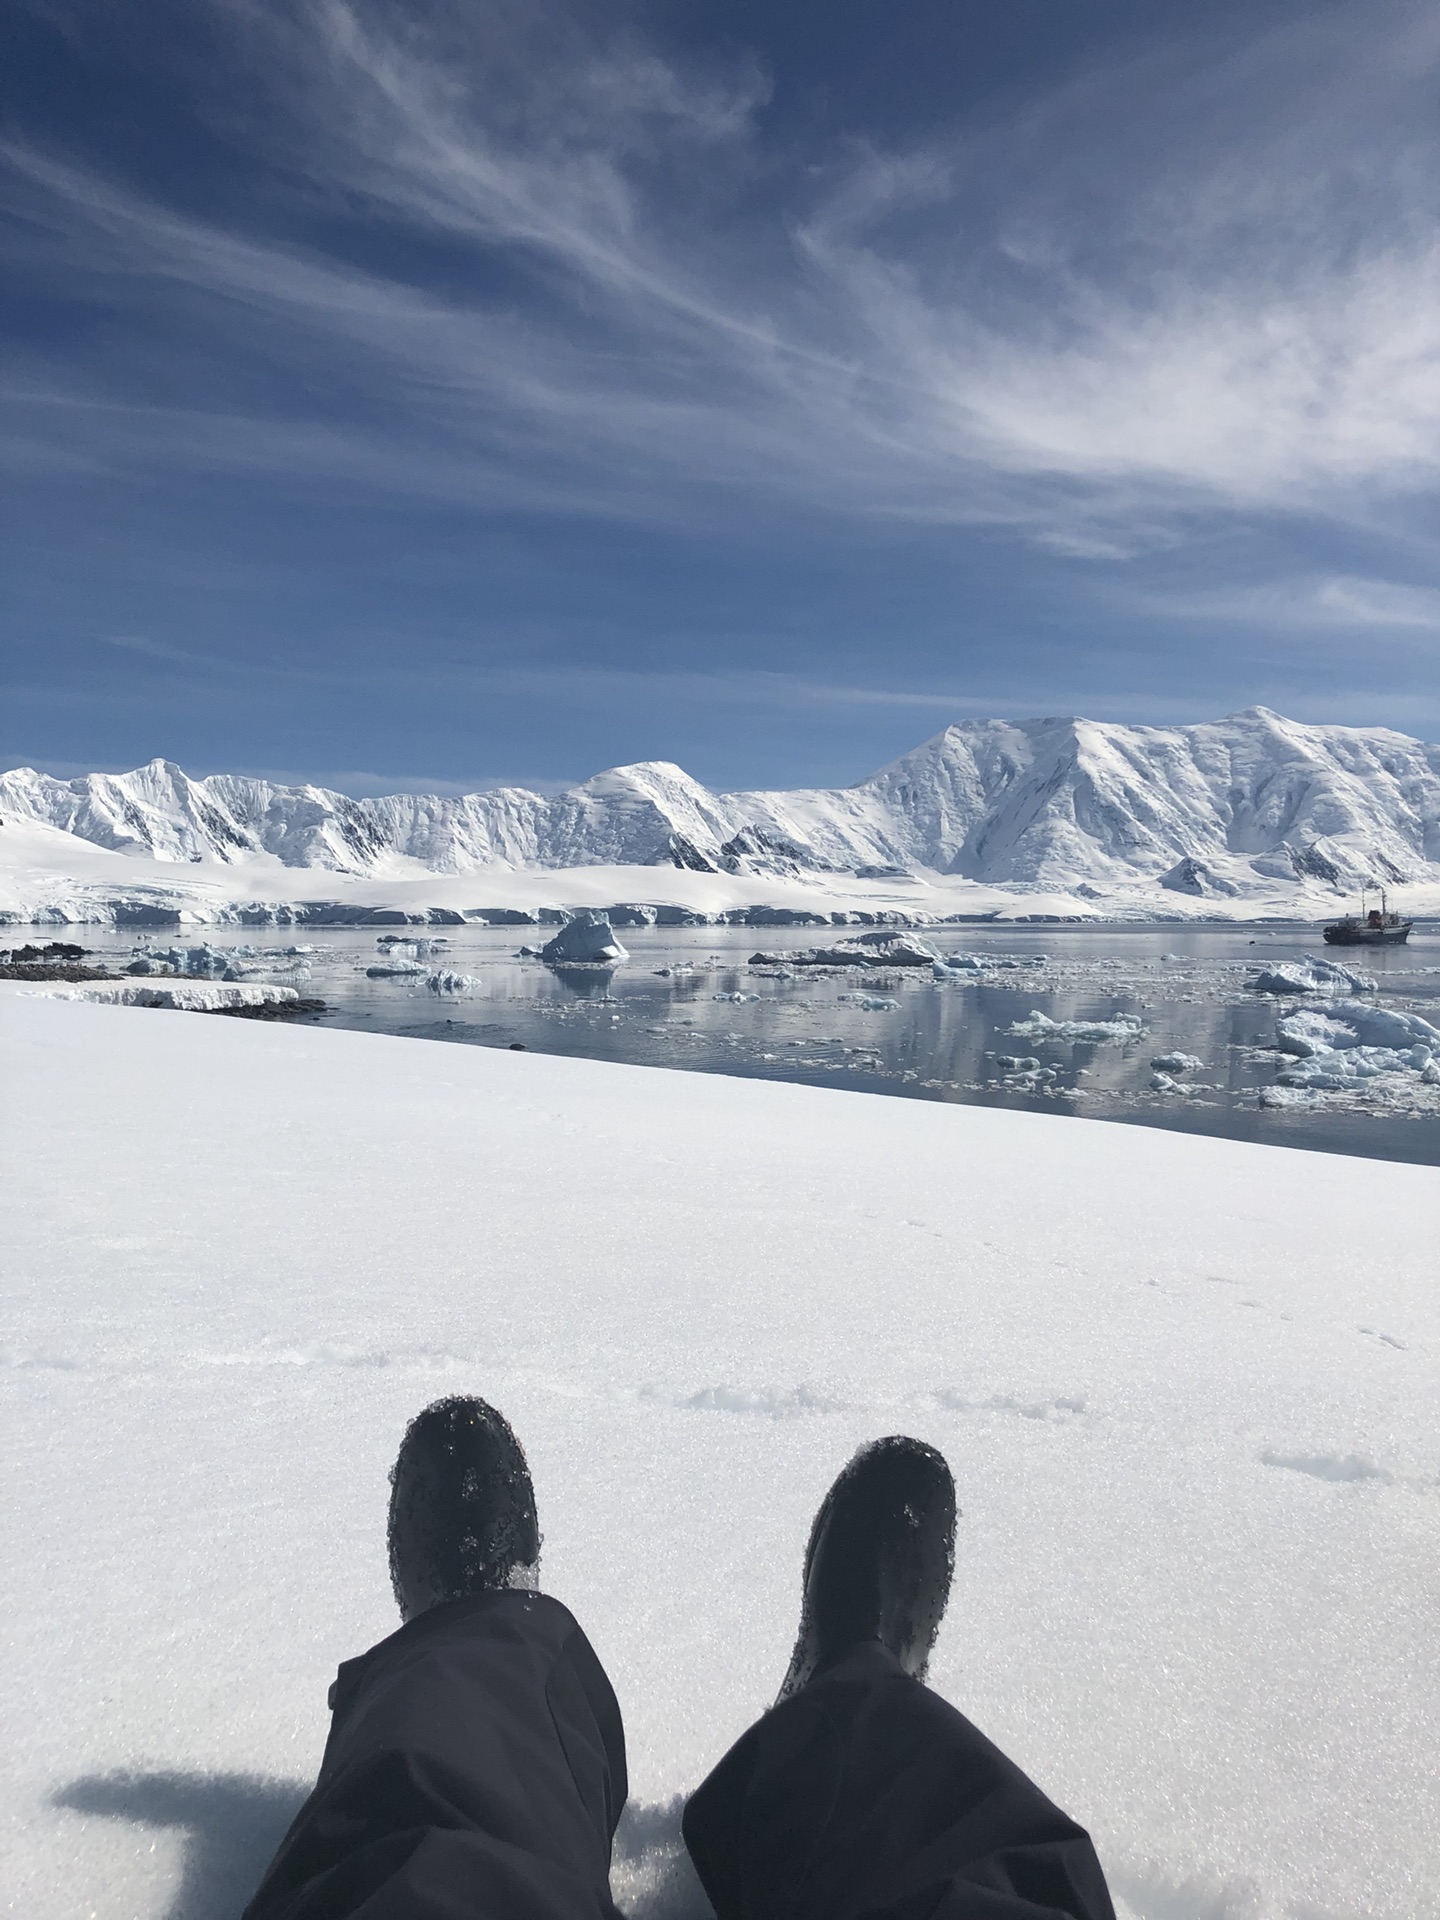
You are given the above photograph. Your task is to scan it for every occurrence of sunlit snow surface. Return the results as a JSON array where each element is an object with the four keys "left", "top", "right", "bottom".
[{"left": 2, "top": 992, "right": 1438, "bottom": 1920}]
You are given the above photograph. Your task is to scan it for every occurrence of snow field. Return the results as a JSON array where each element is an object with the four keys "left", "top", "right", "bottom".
[{"left": 2, "top": 990, "right": 1438, "bottom": 1920}]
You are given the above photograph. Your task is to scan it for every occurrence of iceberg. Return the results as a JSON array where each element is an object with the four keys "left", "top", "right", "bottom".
[
  {"left": 376, "top": 936, "right": 448, "bottom": 956},
  {"left": 749, "top": 936, "right": 939, "bottom": 969},
  {"left": 539, "top": 911, "right": 629, "bottom": 965},
  {"left": 850, "top": 936, "right": 940, "bottom": 967},
  {"left": 126, "top": 943, "right": 246, "bottom": 977}
]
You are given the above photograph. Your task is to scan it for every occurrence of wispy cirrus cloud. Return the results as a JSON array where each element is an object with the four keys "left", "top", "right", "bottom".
[
  {"left": 1146, "top": 574, "right": 1440, "bottom": 633},
  {"left": 4, "top": 0, "right": 1440, "bottom": 569}
]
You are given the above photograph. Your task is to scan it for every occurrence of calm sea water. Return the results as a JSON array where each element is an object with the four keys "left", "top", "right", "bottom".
[{"left": 65, "top": 922, "right": 1440, "bottom": 1166}]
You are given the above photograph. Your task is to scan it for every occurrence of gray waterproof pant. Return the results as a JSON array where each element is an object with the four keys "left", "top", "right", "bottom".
[{"left": 242, "top": 1590, "right": 1113, "bottom": 1920}]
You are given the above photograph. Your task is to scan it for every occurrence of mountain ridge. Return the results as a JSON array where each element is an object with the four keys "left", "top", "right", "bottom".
[{"left": 3, "top": 708, "right": 1438, "bottom": 900}]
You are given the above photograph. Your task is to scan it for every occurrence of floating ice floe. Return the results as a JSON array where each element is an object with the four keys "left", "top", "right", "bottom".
[
  {"left": 838, "top": 993, "right": 900, "bottom": 1011},
  {"left": 1245, "top": 955, "right": 1376, "bottom": 995},
  {"left": 1002, "top": 1010, "right": 1146, "bottom": 1043},
  {"left": 1151, "top": 1052, "right": 1205, "bottom": 1072},
  {"left": 933, "top": 952, "right": 1048, "bottom": 977},
  {"left": 540, "top": 911, "right": 629, "bottom": 965},
  {"left": 1273, "top": 1003, "right": 1440, "bottom": 1092},
  {"left": 47, "top": 981, "right": 299, "bottom": 1011},
  {"left": 712, "top": 991, "right": 759, "bottom": 1003},
  {"left": 365, "top": 963, "right": 426, "bottom": 978}
]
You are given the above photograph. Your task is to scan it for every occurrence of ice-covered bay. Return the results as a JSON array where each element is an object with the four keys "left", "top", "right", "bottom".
[
  {"left": 37, "top": 921, "right": 1440, "bottom": 1163},
  {"left": 2, "top": 992, "right": 1437, "bottom": 1920}
]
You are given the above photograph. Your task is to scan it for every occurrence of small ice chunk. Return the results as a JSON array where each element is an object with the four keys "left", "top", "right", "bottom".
[
  {"left": 1003, "top": 1011, "right": 1146, "bottom": 1043},
  {"left": 1149, "top": 1070, "right": 1208, "bottom": 1095}
]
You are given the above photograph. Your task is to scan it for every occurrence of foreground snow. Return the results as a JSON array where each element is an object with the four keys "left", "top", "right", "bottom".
[{"left": 2, "top": 993, "right": 1437, "bottom": 1920}]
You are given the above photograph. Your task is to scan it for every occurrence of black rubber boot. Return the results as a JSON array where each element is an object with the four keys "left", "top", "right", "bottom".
[
  {"left": 387, "top": 1395, "right": 541, "bottom": 1622},
  {"left": 778, "top": 1435, "right": 956, "bottom": 1699}
]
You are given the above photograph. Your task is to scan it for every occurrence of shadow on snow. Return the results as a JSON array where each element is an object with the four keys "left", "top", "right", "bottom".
[
  {"left": 54, "top": 1772, "right": 307, "bottom": 1920},
  {"left": 53, "top": 1772, "right": 714, "bottom": 1920}
]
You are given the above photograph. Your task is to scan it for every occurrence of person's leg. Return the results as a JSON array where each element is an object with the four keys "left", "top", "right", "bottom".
[
  {"left": 241, "top": 1399, "right": 627, "bottom": 1920},
  {"left": 683, "top": 1439, "right": 1113, "bottom": 1920}
]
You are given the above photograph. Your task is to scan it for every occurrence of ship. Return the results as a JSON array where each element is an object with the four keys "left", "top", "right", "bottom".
[{"left": 1321, "top": 889, "right": 1413, "bottom": 946}]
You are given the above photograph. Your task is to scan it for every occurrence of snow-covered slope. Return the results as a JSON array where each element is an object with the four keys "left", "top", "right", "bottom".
[
  {"left": 3, "top": 991, "right": 1437, "bottom": 1920},
  {"left": 4, "top": 709, "right": 1438, "bottom": 911},
  {"left": 736, "top": 709, "right": 1440, "bottom": 891},
  {"left": 0, "top": 758, "right": 735, "bottom": 876}
]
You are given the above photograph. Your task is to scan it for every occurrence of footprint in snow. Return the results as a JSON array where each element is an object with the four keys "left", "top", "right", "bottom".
[
  {"left": 1259, "top": 1450, "right": 1393, "bottom": 1485},
  {"left": 933, "top": 1390, "right": 1089, "bottom": 1424},
  {"left": 1358, "top": 1326, "right": 1407, "bottom": 1350}
]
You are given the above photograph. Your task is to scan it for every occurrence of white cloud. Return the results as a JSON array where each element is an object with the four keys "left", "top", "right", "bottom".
[
  {"left": 1147, "top": 573, "right": 1440, "bottom": 633},
  {"left": 5, "top": 0, "right": 1440, "bottom": 560},
  {"left": 1310, "top": 577, "right": 1440, "bottom": 630}
]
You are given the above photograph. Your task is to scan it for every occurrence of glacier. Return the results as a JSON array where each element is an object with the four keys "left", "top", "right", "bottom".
[{"left": 2, "top": 708, "right": 1438, "bottom": 928}]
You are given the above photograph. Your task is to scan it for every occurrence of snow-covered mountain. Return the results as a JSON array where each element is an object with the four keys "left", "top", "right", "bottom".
[{"left": 3, "top": 709, "right": 1438, "bottom": 899}]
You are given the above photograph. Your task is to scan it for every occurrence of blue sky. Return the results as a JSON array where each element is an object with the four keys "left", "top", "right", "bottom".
[{"left": 4, "top": 0, "right": 1440, "bottom": 795}]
